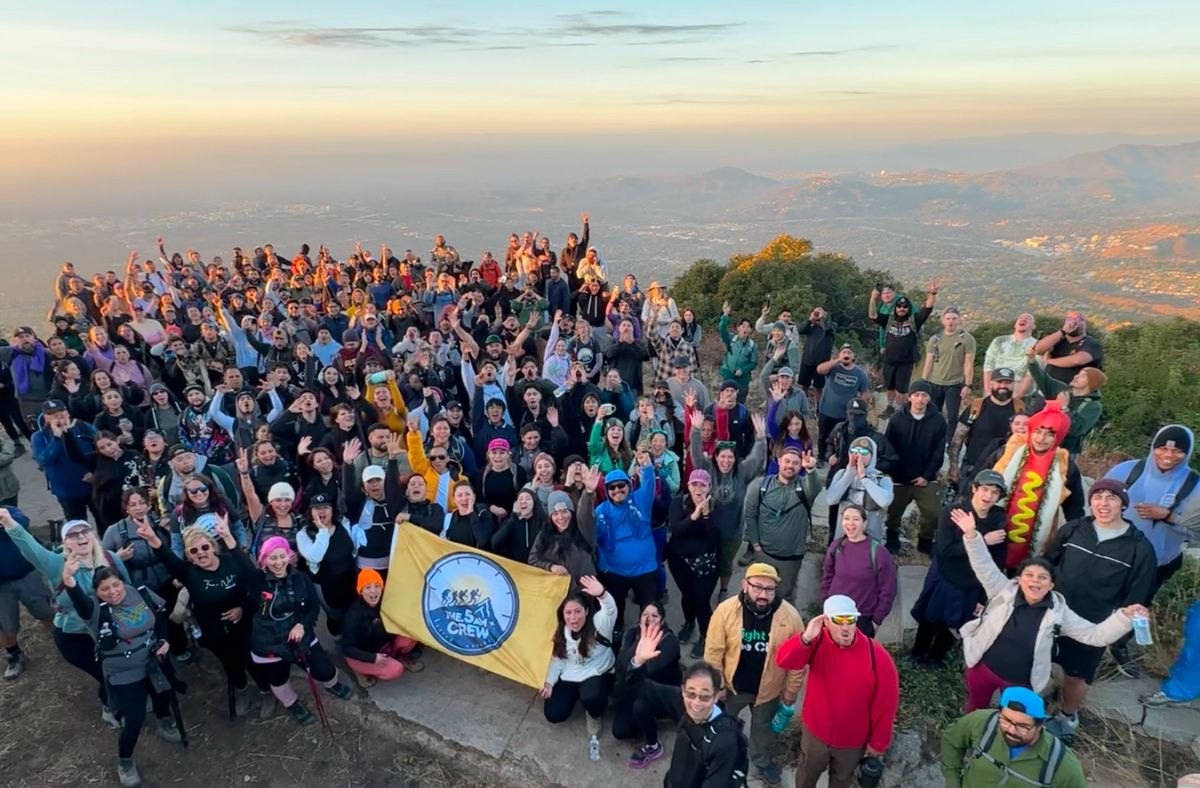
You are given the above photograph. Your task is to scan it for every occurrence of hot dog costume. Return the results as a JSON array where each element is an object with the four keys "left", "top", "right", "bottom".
[{"left": 992, "top": 402, "right": 1072, "bottom": 570}]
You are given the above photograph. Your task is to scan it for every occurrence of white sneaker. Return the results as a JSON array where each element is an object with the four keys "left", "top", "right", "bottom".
[
  {"left": 4, "top": 654, "right": 22, "bottom": 680},
  {"left": 101, "top": 706, "right": 123, "bottom": 729}
]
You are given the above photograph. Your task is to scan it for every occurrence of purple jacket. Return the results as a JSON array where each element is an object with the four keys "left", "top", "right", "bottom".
[{"left": 820, "top": 537, "right": 898, "bottom": 625}]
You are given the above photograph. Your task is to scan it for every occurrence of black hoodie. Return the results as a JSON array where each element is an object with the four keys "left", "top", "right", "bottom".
[{"left": 883, "top": 405, "right": 947, "bottom": 484}]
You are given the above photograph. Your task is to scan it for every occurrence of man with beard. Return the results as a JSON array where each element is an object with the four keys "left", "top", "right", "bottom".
[
  {"left": 815, "top": 345, "right": 871, "bottom": 463},
  {"left": 870, "top": 282, "right": 936, "bottom": 417},
  {"left": 940, "top": 687, "right": 1084, "bottom": 788},
  {"left": 1031, "top": 310, "right": 1103, "bottom": 387},
  {"left": 704, "top": 563, "right": 804, "bottom": 788},
  {"left": 947, "top": 368, "right": 1024, "bottom": 488},
  {"left": 982, "top": 313, "right": 1037, "bottom": 399}
]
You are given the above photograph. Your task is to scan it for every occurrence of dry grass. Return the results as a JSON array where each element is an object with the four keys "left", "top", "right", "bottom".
[{"left": 1072, "top": 708, "right": 1199, "bottom": 788}]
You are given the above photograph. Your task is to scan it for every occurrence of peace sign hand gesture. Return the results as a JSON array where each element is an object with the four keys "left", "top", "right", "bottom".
[{"left": 800, "top": 450, "right": 817, "bottom": 472}]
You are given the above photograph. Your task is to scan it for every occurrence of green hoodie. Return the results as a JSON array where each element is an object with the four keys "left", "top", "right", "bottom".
[{"left": 1027, "top": 363, "right": 1102, "bottom": 454}]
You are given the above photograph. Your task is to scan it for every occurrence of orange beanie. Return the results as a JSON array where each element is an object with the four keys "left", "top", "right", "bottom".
[{"left": 357, "top": 568, "right": 384, "bottom": 594}]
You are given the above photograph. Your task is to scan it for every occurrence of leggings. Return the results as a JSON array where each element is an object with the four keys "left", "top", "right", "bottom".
[
  {"left": 911, "top": 621, "right": 958, "bottom": 663},
  {"left": 0, "top": 396, "right": 31, "bottom": 441},
  {"left": 631, "top": 676, "right": 685, "bottom": 747},
  {"left": 52, "top": 627, "right": 108, "bottom": 707},
  {"left": 667, "top": 552, "right": 718, "bottom": 638},
  {"left": 964, "top": 661, "right": 1024, "bottom": 712},
  {"left": 109, "top": 678, "right": 171, "bottom": 758},
  {"left": 201, "top": 619, "right": 263, "bottom": 692},
  {"left": 652, "top": 526, "right": 668, "bottom": 597},
  {"left": 543, "top": 673, "right": 613, "bottom": 723},
  {"left": 599, "top": 571, "right": 658, "bottom": 632},
  {"left": 344, "top": 635, "right": 417, "bottom": 682},
  {"left": 253, "top": 642, "right": 339, "bottom": 708}
]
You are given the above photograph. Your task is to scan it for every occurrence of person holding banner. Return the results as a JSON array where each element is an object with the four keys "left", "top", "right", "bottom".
[
  {"left": 541, "top": 575, "right": 617, "bottom": 762},
  {"left": 579, "top": 458, "right": 657, "bottom": 631}
]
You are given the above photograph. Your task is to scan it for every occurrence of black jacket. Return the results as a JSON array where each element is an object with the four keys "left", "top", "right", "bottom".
[
  {"left": 1042, "top": 516, "right": 1158, "bottom": 621},
  {"left": 339, "top": 598, "right": 391, "bottom": 663},
  {"left": 883, "top": 406, "right": 947, "bottom": 484},
  {"left": 933, "top": 501, "right": 1007, "bottom": 591},
  {"left": 663, "top": 712, "right": 745, "bottom": 788}
]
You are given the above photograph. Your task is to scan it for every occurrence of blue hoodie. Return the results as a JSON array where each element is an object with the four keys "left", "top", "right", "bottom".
[
  {"left": 32, "top": 417, "right": 97, "bottom": 499},
  {"left": 592, "top": 468, "right": 658, "bottom": 577},
  {"left": 1104, "top": 424, "right": 1198, "bottom": 565}
]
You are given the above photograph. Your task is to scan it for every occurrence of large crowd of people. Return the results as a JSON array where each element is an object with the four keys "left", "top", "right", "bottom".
[{"left": 0, "top": 217, "right": 1196, "bottom": 788}]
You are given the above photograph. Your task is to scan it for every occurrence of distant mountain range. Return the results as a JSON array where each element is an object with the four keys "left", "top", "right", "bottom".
[{"left": 525, "top": 141, "right": 1200, "bottom": 226}]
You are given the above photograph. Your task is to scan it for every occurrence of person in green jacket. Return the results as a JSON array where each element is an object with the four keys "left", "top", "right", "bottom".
[
  {"left": 941, "top": 687, "right": 1085, "bottom": 788},
  {"left": 718, "top": 303, "right": 758, "bottom": 403},
  {"left": 1025, "top": 352, "right": 1105, "bottom": 456}
]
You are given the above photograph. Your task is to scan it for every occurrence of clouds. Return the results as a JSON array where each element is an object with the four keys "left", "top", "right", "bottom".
[{"left": 227, "top": 11, "right": 743, "bottom": 50}]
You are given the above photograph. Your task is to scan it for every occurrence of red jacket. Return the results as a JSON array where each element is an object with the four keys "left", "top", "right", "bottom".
[{"left": 775, "top": 629, "right": 899, "bottom": 753}]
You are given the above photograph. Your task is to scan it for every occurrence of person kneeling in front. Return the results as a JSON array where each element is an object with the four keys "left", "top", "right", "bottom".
[
  {"left": 776, "top": 595, "right": 900, "bottom": 788},
  {"left": 541, "top": 575, "right": 616, "bottom": 762}
]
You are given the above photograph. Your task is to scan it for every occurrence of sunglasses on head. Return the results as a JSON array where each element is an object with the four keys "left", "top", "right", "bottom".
[
  {"left": 830, "top": 614, "right": 858, "bottom": 626},
  {"left": 187, "top": 543, "right": 213, "bottom": 556},
  {"left": 185, "top": 484, "right": 209, "bottom": 494}
]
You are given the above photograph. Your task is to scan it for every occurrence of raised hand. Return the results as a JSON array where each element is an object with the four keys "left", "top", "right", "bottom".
[
  {"left": 683, "top": 388, "right": 697, "bottom": 413},
  {"left": 633, "top": 621, "right": 664, "bottom": 665},
  {"left": 949, "top": 508, "right": 977, "bottom": 536},
  {"left": 298, "top": 435, "right": 313, "bottom": 455},
  {"left": 800, "top": 450, "right": 817, "bottom": 472},
  {"left": 578, "top": 575, "right": 605, "bottom": 598},
  {"left": 62, "top": 553, "right": 82, "bottom": 588},
  {"left": 722, "top": 301, "right": 732, "bottom": 316},
  {"left": 235, "top": 447, "right": 250, "bottom": 475},
  {"left": 406, "top": 414, "right": 421, "bottom": 434},
  {"left": 214, "top": 514, "right": 232, "bottom": 542},
  {"left": 386, "top": 431, "right": 405, "bottom": 456},
  {"left": 802, "top": 614, "right": 825, "bottom": 644},
  {"left": 581, "top": 464, "right": 602, "bottom": 492},
  {"left": 345, "top": 384, "right": 361, "bottom": 400},
  {"left": 751, "top": 412, "right": 765, "bottom": 437},
  {"left": 343, "top": 437, "right": 363, "bottom": 464},
  {"left": 771, "top": 380, "right": 786, "bottom": 402},
  {"left": 546, "top": 406, "right": 559, "bottom": 427}
]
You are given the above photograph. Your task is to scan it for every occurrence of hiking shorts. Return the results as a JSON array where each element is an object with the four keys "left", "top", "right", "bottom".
[
  {"left": 882, "top": 362, "right": 914, "bottom": 393},
  {"left": 1055, "top": 636, "right": 1105, "bottom": 684},
  {"left": 0, "top": 571, "right": 54, "bottom": 633}
]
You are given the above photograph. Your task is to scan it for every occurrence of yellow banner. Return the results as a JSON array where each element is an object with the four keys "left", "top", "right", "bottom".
[{"left": 381, "top": 525, "right": 570, "bottom": 690}]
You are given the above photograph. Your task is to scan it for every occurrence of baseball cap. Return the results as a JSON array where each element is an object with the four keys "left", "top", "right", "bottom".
[
  {"left": 972, "top": 469, "right": 1008, "bottom": 494},
  {"left": 361, "top": 465, "right": 386, "bottom": 483},
  {"left": 41, "top": 399, "right": 67, "bottom": 414},
  {"left": 776, "top": 366, "right": 795, "bottom": 378},
  {"left": 823, "top": 594, "right": 861, "bottom": 619},
  {"left": 12, "top": 326, "right": 35, "bottom": 337},
  {"left": 846, "top": 398, "right": 869, "bottom": 416},
  {"left": 672, "top": 355, "right": 691, "bottom": 368},
  {"left": 308, "top": 493, "right": 334, "bottom": 509},
  {"left": 993, "top": 367, "right": 1016, "bottom": 382},
  {"left": 943, "top": 306, "right": 961, "bottom": 316},
  {"left": 998, "top": 687, "right": 1046, "bottom": 720},
  {"left": 485, "top": 334, "right": 503, "bottom": 346},
  {"left": 168, "top": 444, "right": 193, "bottom": 459},
  {"left": 744, "top": 563, "right": 780, "bottom": 583},
  {"left": 687, "top": 469, "right": 711, "bottom": 487}
]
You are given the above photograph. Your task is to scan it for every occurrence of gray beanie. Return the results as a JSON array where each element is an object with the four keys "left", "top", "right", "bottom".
[{"left": 547, "top": 491, "right": 574, "bottom": 514}]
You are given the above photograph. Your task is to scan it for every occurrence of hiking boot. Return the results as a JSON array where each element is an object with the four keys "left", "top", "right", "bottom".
[
  {"left": 1110, "top": 643, "right": 1141, "bottom": 678},
  {"left": 400, "top": 655, "right": 424, "bottom": 673},
  {"left": 117, "top": 757, "right": 141, "bottom": 788},
  {"left": 756, "top": 762, "right": 783, "bottom": 788},
  {"left": 1141, "top": 690, "right": 1185, "bottom": 708},
  {"left": 174, "top": 649, "right": 195, "bottom": 664},
  {"left": 156, "top": 718, "right": 183, "bottom": 744},
  {"left": 325, "top": 681, "right": 353, "bottom": 700},
  {"left": 4, "top": 653, "right": 22, "bottom": 680},
  {"left": 287, "top": 701, "right": 315, "bottom": 725},
  {"left": 678, "top": 620, "right": 696, "bottom": 644},
  {"left": 1045, "top": 712, "right": 1079, "bottom": 742},
  {"left": 690, "top": 638, "right": 706, "bottom": 660},
  {"left": 626, "top": 742, "right": 665, "bottom": 769},
  {"left": 917, "top": 537, "right": 933, "bottom": 555},
  {"left": 234, "top": 686, "right": 258, "bottom": 717},
  {"left": 258, "top": 692, "right": 277, "bottom": 720}
]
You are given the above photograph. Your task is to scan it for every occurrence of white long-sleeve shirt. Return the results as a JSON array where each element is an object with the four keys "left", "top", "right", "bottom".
[{"left": 545, "top": 592, "right": 617, "bottom": 685}]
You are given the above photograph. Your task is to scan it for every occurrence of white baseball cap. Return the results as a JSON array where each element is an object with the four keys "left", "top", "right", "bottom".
[
  {"left": 823, "top": 594, "right": 860, "bottom": 619},
  {"left": 362, "top": 465, "right": 387, "bottom": 483}
]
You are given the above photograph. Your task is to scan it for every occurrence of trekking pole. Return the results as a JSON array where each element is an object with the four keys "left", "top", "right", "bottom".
[
  {"left": 297, "top": 655, "right": 333, "bottom": 736},
  {"left": 159, "top": 656, "right": 189, "bottom": 748}
]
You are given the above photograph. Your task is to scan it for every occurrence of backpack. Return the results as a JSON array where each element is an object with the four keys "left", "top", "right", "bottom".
[
  {"left": 757, "top": 474, "right": 810, "bottom": 517},
  {"left": 680, "top": 712, "right": 749, "bottom": 788},
  {"left": 834, "top": 535, "right": 881, "bottom": 575},
  {"left": 969, "top": 711, "right": 1065, "bottom": 788},
  {"left": 1124, "top": 459, "right": 1199, "bottom": 515}
]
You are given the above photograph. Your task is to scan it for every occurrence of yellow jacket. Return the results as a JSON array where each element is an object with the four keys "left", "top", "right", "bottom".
[
  {"left": 365, "top": 378, "right": 409, "bottom": 435},
  {"left": 407, "top": 428, "right": 466, "bottom": 505},
  {"left": 705, "top": 595, "right": 806, "bottom": 706}
]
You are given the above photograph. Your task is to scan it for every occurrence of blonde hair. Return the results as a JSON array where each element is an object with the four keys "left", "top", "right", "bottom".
[{"left": 181, "top": 526, "right": 219, "bottom": 557}]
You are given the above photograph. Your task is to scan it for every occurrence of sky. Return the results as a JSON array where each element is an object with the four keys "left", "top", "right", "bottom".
[{"left": 2, "top": 1, "right": 1199, "bottom": 207}]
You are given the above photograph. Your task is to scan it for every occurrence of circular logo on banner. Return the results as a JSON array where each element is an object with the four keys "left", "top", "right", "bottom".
[{"left": 422, "top": 552, "right": 519, "bottom": 656}]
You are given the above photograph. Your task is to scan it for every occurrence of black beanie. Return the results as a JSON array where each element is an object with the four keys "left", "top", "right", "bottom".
[{"left": 1153, "top": 425, "right": 1192, "bottom": 454}]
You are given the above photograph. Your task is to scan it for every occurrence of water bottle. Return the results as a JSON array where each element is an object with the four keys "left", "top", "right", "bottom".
[
  {"left": 1132, "top": 615, "right": 1153, "bottom": 646},
  {"left": 770, "top": 702, "right": 796, "bottom": 733},
  {"left": 588, "top": 735, "right": 600, "bottom": 762}
]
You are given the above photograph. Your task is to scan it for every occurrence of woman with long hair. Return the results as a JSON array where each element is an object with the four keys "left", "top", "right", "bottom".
[
  {"left": 64, "top": 429, "right": 147, "bottom": 533},
  {"left": 588, "top": 408, "right": 633, "bottom": 475},
  {"left": 491, "top": 488, "right": 548, "bottom": 563},
  {"left": 62, "top": 561, "right": 183, "bottom": 787},
  {"left": 0, "top": 511, "right": 129, "bottom": 726},
  {"left": 296, "top": 493, "right": 360, "bottom": 635},
  {"left": 249, "top": 536, "right": 353, "bottom": 725},
  {"left": 612, "top": 601, "right": 682, "bottom": 748},
  {"left": 540, "top": 575, "right": 617, "bottom": 761},
  {"left": 170, "top": 471, "right": 249, "bottom": 554},
  {"left": 528, "top": 490, "right": 597, "bottom": 589},
  {"left": 92, "top": 387, "right": 146, "bottom": 449},
  {"left": 765, "top": 406, "right": 812, "bottom": 475}
]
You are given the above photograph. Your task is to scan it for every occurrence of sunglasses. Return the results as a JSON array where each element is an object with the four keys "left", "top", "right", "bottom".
[
  {"left": 829, "top": 614, "right": 858, "bottom": 626},
  {"left": 606, "top": 482, "right": 629, "bottom": 492},
  {"left": 429, "top": 453, "right": 448, "bottom": 461},
  {"left": 185, "top": 484, "right": 209, "bottom": 495},
  {"left": 66, "top": 529, "right": 93, "bottom": 541},
  {"left": 849, "top": 447, "right": 871, "bottom": 456},
  {"left": 187, "top": 543, "right": 213, "bottom": 556},
  {"left": 716, "top": 440, "right": 737, "bottom": 450}
]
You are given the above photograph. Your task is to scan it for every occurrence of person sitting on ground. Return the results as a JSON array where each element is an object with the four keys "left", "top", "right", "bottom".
[
  {"left": 540, "top": 575, "right": 617, "bottom": 761},
  {"left": 611, "top": 602, "right": 681, "bottom": 746},
  {"left": 819, "top": 505, "right": 898, "bottom": 638},
  {"left": 941, "top": 686, "right": 1086, "bottom": 788},
  {"left": 62, "top": 560, "right": 184, "bottom": 788},
  {"left": 776, "top": 595, "right": 900, "bottom": 788},
  {"left": 339, "top": 568, "right": 422, "bottom": 688},
  {"left": 949, "top": 506, "right": 1147, "bottom": 713}
]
